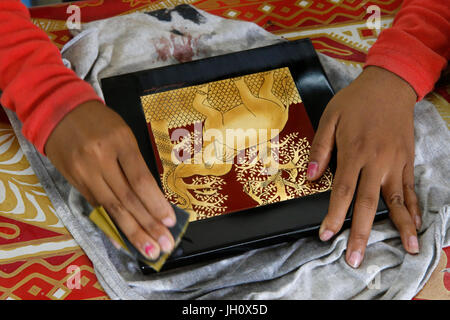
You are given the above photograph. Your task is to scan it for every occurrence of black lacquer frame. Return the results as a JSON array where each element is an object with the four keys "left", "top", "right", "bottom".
[{"left": 101, "top": 39, "right": 388, "bottom": 273}]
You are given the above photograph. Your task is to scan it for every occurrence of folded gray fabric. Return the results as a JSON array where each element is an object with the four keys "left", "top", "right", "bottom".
[{"left": 4, "top": 5, "right": 449, "bottom": 300}]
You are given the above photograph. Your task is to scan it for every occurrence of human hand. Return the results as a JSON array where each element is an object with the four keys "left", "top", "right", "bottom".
[
  {"left": 307, "top": 66, "right": 421, "bottom": 268},
  {"left": 45, "top": 101, "right": 176, "bottom": 260}
]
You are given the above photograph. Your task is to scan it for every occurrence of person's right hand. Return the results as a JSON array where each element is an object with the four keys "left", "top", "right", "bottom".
[
  {"left": 45, "top": 100, "right": 176, "bottom": 260},
  {"left": 306, "top": 66, "right": 420, "bottom": 268}
]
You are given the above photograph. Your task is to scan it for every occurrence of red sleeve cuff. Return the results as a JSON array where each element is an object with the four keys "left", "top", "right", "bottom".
[
  {"left": 2, "top": 79, "right": 103, "bottom": 155},
  {"left": 364, "top": 28, "right": 448, "bottom": 101}
]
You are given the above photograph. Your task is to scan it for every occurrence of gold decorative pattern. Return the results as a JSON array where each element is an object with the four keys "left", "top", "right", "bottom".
[
  {"left": 118, "top": 0, "right": 196, "bottom": 16},
  {"left": 0, "top": 222, "right": 20, "bottom": 240},
  {"left": 142, "top": 68, "right": 332, "bottom": 221},
  {"left": 141, "top": 67, "right": 301, "bottom": 128},
  {"left": 235, "top": 133, "right": 332, "bottom": 205}
]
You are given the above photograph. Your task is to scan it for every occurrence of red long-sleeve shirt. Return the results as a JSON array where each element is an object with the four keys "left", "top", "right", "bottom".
[
  {"left": 0, "top": 0, "right": 449, "bottom": 155},
  {"left": 364, "top": 0, "right": 450, "bottom": 100},
  {"left": 0, "top": 0, "right": 102, "bottom": 155}
]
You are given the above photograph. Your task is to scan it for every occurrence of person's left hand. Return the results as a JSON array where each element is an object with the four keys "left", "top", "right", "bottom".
[
  {"left": 45, "top": 101, "right": 176, "bottom": 261},
  {"left": 306, "top": 66, "right": 421, "bottom": 268}
]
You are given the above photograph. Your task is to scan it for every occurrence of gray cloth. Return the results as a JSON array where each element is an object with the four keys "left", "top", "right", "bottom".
[{"left": 4, "top": 5, "right": 449, "bottom": 300}]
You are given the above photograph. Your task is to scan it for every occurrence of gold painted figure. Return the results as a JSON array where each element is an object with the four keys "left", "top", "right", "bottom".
[{"left": 141, "top": 68, "right": 332, "bottom": 220}]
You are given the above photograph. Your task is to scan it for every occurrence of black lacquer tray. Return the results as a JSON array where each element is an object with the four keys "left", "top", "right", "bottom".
[{"left": 101, "top": 39, "right": 388, "bottom": 273}]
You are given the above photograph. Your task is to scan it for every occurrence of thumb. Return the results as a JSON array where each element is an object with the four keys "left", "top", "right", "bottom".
[{"left": 307, "top": 112, "right": 337, "bottom": 181}]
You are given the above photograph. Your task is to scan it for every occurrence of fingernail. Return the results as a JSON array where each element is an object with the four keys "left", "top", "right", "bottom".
[
  {"left": 408, "top": 235, "right": 419, "bottom": 254},
  {"left": 110, "top": 239, "right": 122, "bottom": 250},
  {"left": 144, "top": 243, "right": 158, "bottom": 260},
  {"left": 320, "top": 229, "right": 334, "bottom": 242},
  {"left": 162, "top": 216, "right": 176, "bottom": 227},
  {"left": 348, "top": 250, "right": 362, "bottom": 269},
  {"left": 306, "top": 162, "right": 318, "bottom": 179},
  {"left": 158, "top": 235, "right": 173, "bottom": 253},
  {"left": 414, "top": 215, "right": 422, "bottom": 230}
]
